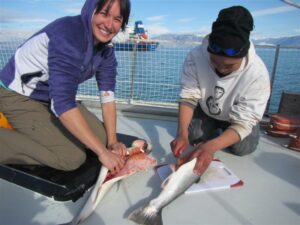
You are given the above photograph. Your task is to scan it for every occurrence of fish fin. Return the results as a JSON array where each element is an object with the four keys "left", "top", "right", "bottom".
[{"left": 128, "top": 205, "right": 163, "bottom": 225}]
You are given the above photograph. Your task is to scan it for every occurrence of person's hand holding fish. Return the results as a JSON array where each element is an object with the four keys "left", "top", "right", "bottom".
[
  {"left": 104, "top": 140, "right": 156, "bottom": 182},
  {"left": 98, "top": 149, "right": 125, "bottom": 175},
  {"left": 108, "top": 142, "right": 127, "bottom": 157},
  {"left": 170, "top": 134, "right": 189, "bottom": 157},
  {"left": 189, "top": 142, "right": 215, "bottom": 176}
]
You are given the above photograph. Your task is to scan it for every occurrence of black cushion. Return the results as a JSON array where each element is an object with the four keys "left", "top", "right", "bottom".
[{"left": 0, "top": 133, "right": 139, "bottom": 202}]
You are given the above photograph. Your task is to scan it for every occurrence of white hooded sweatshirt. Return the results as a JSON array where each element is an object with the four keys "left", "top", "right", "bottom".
[{"left": 180, "top": 35, "right": 270, "bottom": 140}]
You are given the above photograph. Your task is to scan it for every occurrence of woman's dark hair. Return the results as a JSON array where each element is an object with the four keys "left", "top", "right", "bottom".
[{"left": 95, "top": 0, "right": 131, "bottom": 31}]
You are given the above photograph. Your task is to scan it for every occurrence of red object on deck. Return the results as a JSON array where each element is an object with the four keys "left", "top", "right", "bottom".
[
  {"left": 269, "top": 114, "right": 300, "bottom": 131},
  {"left": 139, "top": 33, "right": 148, "bottom": 39},
  {"left": 266, "top": 114, "right": 300, "bottom": 138},
  {"left": 288, "top": 128, "right": 300, "bottom": 152}
]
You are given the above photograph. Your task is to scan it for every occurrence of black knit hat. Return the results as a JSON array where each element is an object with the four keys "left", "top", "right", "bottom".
[{"left": 208, "top": 6, "right": 254, "bottom": 58}]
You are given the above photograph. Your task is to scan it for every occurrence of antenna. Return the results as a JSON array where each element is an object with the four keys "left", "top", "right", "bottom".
[{"left": 281, "top": 0, "right": 300, "bottom": 8}]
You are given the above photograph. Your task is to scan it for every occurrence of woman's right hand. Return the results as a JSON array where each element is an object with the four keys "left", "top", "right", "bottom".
[{"left": 98, "top": 149, "right": 125, "bottom": 174}]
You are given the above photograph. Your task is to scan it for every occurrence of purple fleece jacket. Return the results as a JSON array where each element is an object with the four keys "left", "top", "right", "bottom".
[{"left": 0, "top": 0, "right": 117, "bottom": 116}]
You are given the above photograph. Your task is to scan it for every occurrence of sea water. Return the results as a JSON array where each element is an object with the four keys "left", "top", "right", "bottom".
[
  {"left": 1, "top": 42, "right": 299, "bottom": 113},
  {"left": 114, "top": 45, "right": 300, "bottom": 113}
]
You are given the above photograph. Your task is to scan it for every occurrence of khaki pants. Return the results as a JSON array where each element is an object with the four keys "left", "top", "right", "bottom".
[{"left": 0, "top": 87, "right": 107, "bottom": 171}]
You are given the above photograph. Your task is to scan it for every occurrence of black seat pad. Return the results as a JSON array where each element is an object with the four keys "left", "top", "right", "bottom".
[{"left": 0, "top": 133, "right": 139, "bottom": 202}]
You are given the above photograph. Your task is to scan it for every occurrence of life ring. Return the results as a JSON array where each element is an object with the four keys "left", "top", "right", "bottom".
[{"left": 269, "top": 114, "right": 300, "bottom": 132}]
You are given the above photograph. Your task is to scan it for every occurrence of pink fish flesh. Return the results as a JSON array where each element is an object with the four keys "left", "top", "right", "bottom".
[{"left": 104, "top": 146, "right": 157, "bottom": 182}]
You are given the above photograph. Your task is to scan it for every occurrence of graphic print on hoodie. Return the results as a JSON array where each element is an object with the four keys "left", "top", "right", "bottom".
[{"left": 206, "top": 86, "right": 225, "bottom": 115}]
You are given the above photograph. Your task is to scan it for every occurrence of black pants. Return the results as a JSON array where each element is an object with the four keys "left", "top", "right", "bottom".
[{"left": 188, "top": 104, "right": 260, "bottom": 156}]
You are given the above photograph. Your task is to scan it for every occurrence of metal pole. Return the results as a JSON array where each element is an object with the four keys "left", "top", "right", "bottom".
[
  {"left": 129, "top": 42, "right": 137, "bottom": 104},
  {"left": 266, "top": 44, "right": 280, "bottom": 114}
]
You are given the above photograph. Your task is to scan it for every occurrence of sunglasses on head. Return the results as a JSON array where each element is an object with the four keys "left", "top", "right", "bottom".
[{"left": 208, "top": 41, "right": 246, "bottom": 57}]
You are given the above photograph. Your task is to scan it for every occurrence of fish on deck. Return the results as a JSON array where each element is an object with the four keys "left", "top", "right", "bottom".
[
  {"left": 72, "top": 140, "right": 157, "bottom": 225},
  {"left": 128, "top": 158, "right": 200, "bottom": 225}
]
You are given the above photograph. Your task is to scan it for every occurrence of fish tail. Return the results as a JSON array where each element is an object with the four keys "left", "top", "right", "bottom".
[{"left": 128, "top": 205, "right": 163, "bottom": 225}]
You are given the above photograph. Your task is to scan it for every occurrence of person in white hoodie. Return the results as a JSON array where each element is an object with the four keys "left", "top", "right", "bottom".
[{"left": 170, "top": 6, "right": 270, "bottom": 175}]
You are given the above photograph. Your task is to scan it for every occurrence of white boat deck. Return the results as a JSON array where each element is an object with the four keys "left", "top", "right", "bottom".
[
  {"left": 0, "top": 103, "right": 299, "bottom": 225},
  {"left": 81, "top": 104, "right": 300, "bottom": 225}
]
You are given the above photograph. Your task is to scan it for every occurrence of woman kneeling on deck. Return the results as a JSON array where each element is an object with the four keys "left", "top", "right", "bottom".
[
  {"left": 0, "top": 0, "right": 131, "bottom": 173},
  {"left": 170, "top": 6, "right": 271, "bottom": 176}
]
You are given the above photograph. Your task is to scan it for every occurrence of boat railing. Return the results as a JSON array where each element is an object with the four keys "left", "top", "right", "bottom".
[{"left": 0, "top": 39, "right": 299, "bottom": 114}]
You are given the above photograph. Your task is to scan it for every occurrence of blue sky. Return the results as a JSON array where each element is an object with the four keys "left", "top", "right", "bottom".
[{"left": 0, "top": 0, "right": 299, "bottom": 40}]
